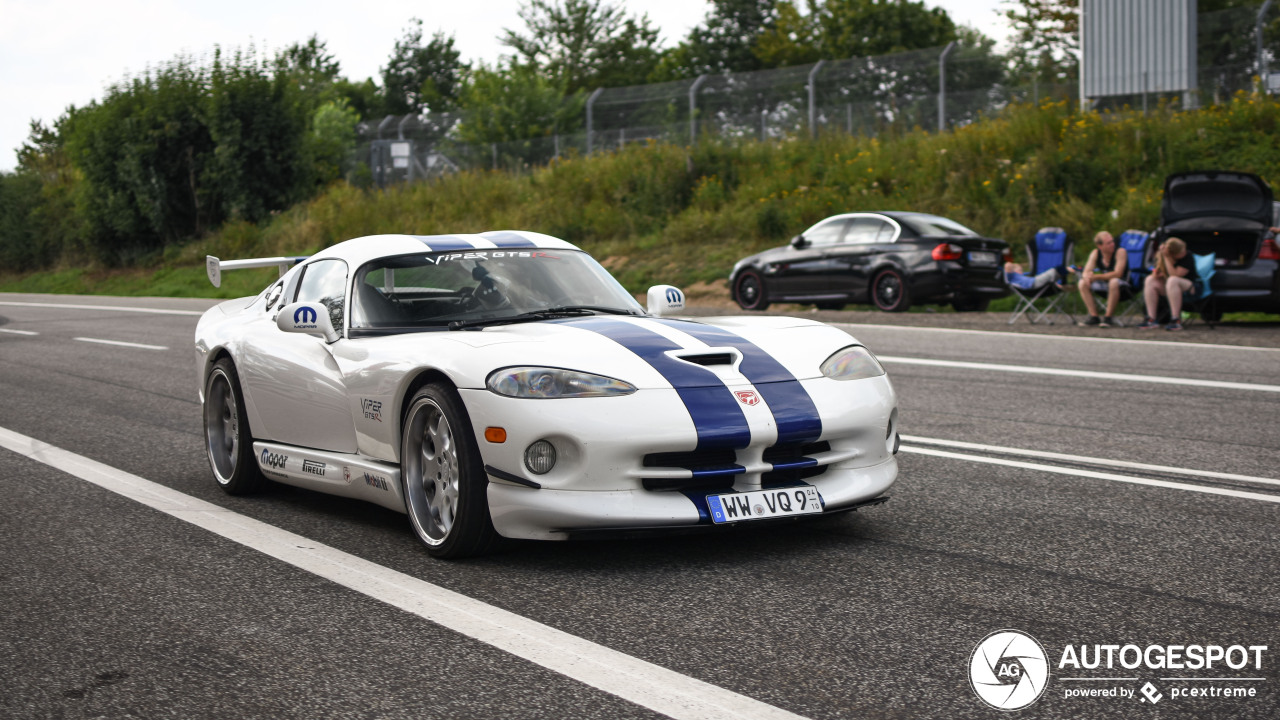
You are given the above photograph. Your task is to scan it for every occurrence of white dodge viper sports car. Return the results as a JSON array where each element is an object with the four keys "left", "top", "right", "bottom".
[{"left": 196, "top": 231, "right": 899, "bottom": 557}]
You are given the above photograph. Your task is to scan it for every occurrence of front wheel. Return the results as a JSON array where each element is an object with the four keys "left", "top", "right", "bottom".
[
  {"left": 733, "top": 270, "right": 770, "bottom": 310},
  {"left": 401, "top": 383, "right": 498, "bottom": 558},
  {"left": 871, "top": 268, "right": 911, "bottom": 312},
  {"left": 203, "top": 358, "right": 265, "bottom": 495}
]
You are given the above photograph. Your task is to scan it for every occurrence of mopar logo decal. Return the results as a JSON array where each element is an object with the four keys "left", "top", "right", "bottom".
[
  {"left": 302, "top": 460, "right": 325, "bottom": 476},
  {"left": 294, "top": 306, "right": 317, "bottom": 324},
  {"left": 361, "top": 398, "right": 383, "bottom": 422},
  {"left": 364, "top": 472, "right": 391, "bottom": 492},
  {"left": 665, "top": 288, "right": 684, "bottom": 305},
  {"left": 261, "top": 449, "right": 288, "bottom": 470}
]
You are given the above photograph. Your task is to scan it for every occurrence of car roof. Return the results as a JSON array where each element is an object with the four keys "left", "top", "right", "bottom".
[{"left": 307, "top": 231, "right": 581, "bottom": 267}]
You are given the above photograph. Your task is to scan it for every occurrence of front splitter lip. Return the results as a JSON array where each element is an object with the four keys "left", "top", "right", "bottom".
[{"left": 560, "top": 496, "right": 890, "bottom": 540}]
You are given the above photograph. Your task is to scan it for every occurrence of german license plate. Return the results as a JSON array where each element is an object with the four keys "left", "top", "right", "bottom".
[
  {"left": 968, "top": 251, "right": 998, "bottom": 266},
  {"left": 707, "top": 486, "right": 822, "bottom": 523}
]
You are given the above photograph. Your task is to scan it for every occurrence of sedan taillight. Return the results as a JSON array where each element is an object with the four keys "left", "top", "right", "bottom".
[
  {"left": 1260, "top": 236, "right": 1280, "bottom": 261},
  {"left": 932, "top": 243, "right": 964, "bottom": 261}
]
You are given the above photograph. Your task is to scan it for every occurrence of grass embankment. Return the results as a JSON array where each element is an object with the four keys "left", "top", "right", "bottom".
[{"left": 4, "top": 94, "right": 1280, "bottom": 311}]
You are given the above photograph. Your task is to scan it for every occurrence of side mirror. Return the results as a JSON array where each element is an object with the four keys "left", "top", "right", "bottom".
[
  {"left": 646, "top": 285, "right": 685, "bottom": 317},
  {"left": 278, "top": 302, "right": 339, "bottom": 343},
  {"left": 790, "top": 234, "right": 808, "bottom": 249}
]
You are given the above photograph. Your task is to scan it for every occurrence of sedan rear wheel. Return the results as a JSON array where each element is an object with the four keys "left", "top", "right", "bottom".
[
  {"left": 872, "top": 268, "right": 911, "bottom": 312},
  {"left": 203, "top": 358, "right": 265, "bottom": 494},
  {"left": 734, "top": 270, "right": 770, "bottom": 310},
  {"left": 402, "top": 383, "right": 497, "bottom": 558}
]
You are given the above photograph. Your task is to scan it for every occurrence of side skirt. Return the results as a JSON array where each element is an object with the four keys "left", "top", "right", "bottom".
[{"left": 252, "top": 441, "right": 406, "bottom": 514}]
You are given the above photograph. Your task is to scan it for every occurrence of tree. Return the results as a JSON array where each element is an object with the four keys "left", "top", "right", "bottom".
[
  {"left": 275, "top": 35, "right": 342, "bottom": 97},
  {"left": 455, "top": 62, "right": 584, "bottom": 144},
  {"left": 501, "top": 0, "right": 663, "bottom": 93},
  {"left": 660, "top": 0, "right": 780, "bottom": 77},
  {"left": 381, "top": 20, "right": 467, "bottom": 115},
  {"left": 818, "top": 0, "right": 958, "bottom": 58},
  {"left": 1002, "top": 0, "right": 1079, "bottom": 84}
]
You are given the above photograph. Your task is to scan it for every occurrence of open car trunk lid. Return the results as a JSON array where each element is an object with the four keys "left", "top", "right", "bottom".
[{"left": 1162, "top": 171, "right": 1273, "bottom": 226}]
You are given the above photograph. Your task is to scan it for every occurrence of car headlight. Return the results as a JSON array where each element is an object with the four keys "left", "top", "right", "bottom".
[
  {"left": 820, "top": 346, "right": 886, "bottom": 381},
  {"left": 486, "top": 367, "right": 636, "bottom": 398}
]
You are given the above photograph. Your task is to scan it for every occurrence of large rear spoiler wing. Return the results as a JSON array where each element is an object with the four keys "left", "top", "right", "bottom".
[{"left": 206, "top": 255, "right": 308, "bottom": 288}]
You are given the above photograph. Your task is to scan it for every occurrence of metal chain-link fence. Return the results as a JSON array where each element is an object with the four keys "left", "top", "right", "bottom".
[{"left": 357, "top": 3, "right": 1280, "bottom": 187}]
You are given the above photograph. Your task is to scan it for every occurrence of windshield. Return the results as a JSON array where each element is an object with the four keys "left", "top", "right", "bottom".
[
  {"left": 349, "top": 248, "right": 644, "bottom": 335},
  {"left": 900, "top": 213, "right": 979, "bottom": 238}
]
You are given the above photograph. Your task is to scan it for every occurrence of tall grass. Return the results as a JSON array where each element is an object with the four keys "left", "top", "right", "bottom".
[{"left": 5, "top": 92, "right": 1279, "bottom": 297}]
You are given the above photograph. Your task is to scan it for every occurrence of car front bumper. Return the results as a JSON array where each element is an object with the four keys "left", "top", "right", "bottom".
[
  {"left": 486, "top": 455, "right": 897, "bottom": 540},
  {"left": 461, "top": 374, "right": 899, "bottom": 540}
]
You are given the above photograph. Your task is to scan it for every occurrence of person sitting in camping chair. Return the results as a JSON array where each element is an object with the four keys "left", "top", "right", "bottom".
[
  {"left": 1004, "top": 261, "right": 1064, "bottom": 291},
  {"left": 1076, "top": 230, "right": 1128, "bottom": 328},
  {"left": 1138, "top": 237, "right": 1197, "bottom": 331}
]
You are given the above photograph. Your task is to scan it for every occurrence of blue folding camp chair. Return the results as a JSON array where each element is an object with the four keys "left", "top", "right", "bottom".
[
  {"left": 1098, "top": 229, "right": 1153, "bottom": 326},
  {"left": 1007, "top": 227, "right": 1075, "bottom": 325}
]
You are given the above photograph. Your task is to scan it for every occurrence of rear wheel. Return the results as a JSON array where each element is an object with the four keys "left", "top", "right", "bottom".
[
  {"left": 871, "top": 268, "right": 911, "bottom": 312},
  {"left": 401, "top": 383, "right": 498, "bottom": 558},
  {"left": 733, "top": 270, "right": 770, "bottom": 310},
  {"left": 203, "top": 358, "right": 265, "bottom": 495}
]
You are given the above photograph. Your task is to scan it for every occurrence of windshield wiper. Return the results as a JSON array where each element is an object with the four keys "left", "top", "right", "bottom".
[{"left": 448, "top": 305, "right": 638, "bottom": 331}]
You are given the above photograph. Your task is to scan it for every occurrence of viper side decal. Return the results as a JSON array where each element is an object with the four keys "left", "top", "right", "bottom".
[{"left": 654, "top": 319, "right": 823, "bottom": 445}]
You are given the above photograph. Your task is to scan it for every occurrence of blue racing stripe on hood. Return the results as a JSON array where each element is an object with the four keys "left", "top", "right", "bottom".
[
  {"left": 413, "top": 235, "right": 475, "bottom": 252},
  {"left": 562, "top": 317, "right": 750, "bottom": 450},
  {"left": 653, "top": 319, "right": 822, "bottom": 445},
  {"left": 484, "top": 231, "right": 537, "bottom": 248}
]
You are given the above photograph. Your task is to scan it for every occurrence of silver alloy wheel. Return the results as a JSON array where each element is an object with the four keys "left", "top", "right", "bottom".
[
  {"left": 404, "top": 398, "right": 460, "bottom": 545},
  {"left": 205, "top": 370, "right": 239, "bottom": 484}
]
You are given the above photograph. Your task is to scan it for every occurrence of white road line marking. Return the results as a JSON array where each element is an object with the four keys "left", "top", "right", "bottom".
[
  {"left": 901, "top": 435, "right": 1280, "bottom": 488},
  {"left": 74, "top": 337, "right": 169, "bottom": 351},
  {"left": 0, "top": 425, "right": 807, "bottom": 720},
  {"left": 0, "top": 300, "right": 205, "bottom": 316},
  {"left": 898, "top": 445, "right": 1280, "bottom": 505},
  {"left": 836, "top": 322, "right": 1280, "bottom": 353},
  {"left": 878, "top": 355, "right": 1280, "bottom": 394},
  {"left": 0, "top": 328, "right": 38, "bottom": 336}
]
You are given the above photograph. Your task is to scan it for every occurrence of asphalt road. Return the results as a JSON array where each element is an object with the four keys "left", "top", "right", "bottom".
[{"left": 1, "top": 293, "right": 1277, "bottom": 720}]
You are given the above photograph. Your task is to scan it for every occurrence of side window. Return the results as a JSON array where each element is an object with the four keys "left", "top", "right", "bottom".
[
  {"left": 845, "top": 217, "right": 891, "bottom": 245},
  {"left": 295, "top": 259, "right": 348, "bottom": 332},
  {"left": 804, "top": 219, "right": 848, "bottom": 247}
]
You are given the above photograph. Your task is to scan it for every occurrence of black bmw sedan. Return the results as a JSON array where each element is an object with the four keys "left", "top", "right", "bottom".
[{"left": 730, "top": 211, "right": 1012, "bottom": 312}]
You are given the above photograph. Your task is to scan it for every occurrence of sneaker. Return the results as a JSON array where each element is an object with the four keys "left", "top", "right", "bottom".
[
  {"left": 1099, "top": 316, "right": 1114, "bottom": 328},
  {"left": 1079, "top": 315, "right": 1100, "bottom": 327},
  {"left": 1137, "top": 317, "right": 1159, "bottom": 330},
  {"left": 1166, "top": 320, "right": 1184, "bottom": 331}
]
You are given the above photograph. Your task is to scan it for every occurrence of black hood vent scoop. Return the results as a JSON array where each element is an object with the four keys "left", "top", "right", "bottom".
[{"left": 677, "top": 352, "right": 736, "bottom": 366}]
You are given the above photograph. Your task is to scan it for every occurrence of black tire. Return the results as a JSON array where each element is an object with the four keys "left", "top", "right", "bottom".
[
  {"left": 203, "top": 358, "right": 266, "bottom": 495},
  {"left": 952, "top": 298, "right": 990, "bottom": 312},
  {"left": 401, "top": 383, "right": 498, "bottom": 558},
  {"left": 871, "top": 268, "right": 911, "bottom": 312},
  {"left": 733, "top": 270, "right": 770, "bottom": 310}
]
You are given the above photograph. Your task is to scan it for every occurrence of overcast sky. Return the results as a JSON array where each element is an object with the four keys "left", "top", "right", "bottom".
[{"left": 0, "top": 0, "right": 1012, "bottom": 172}]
